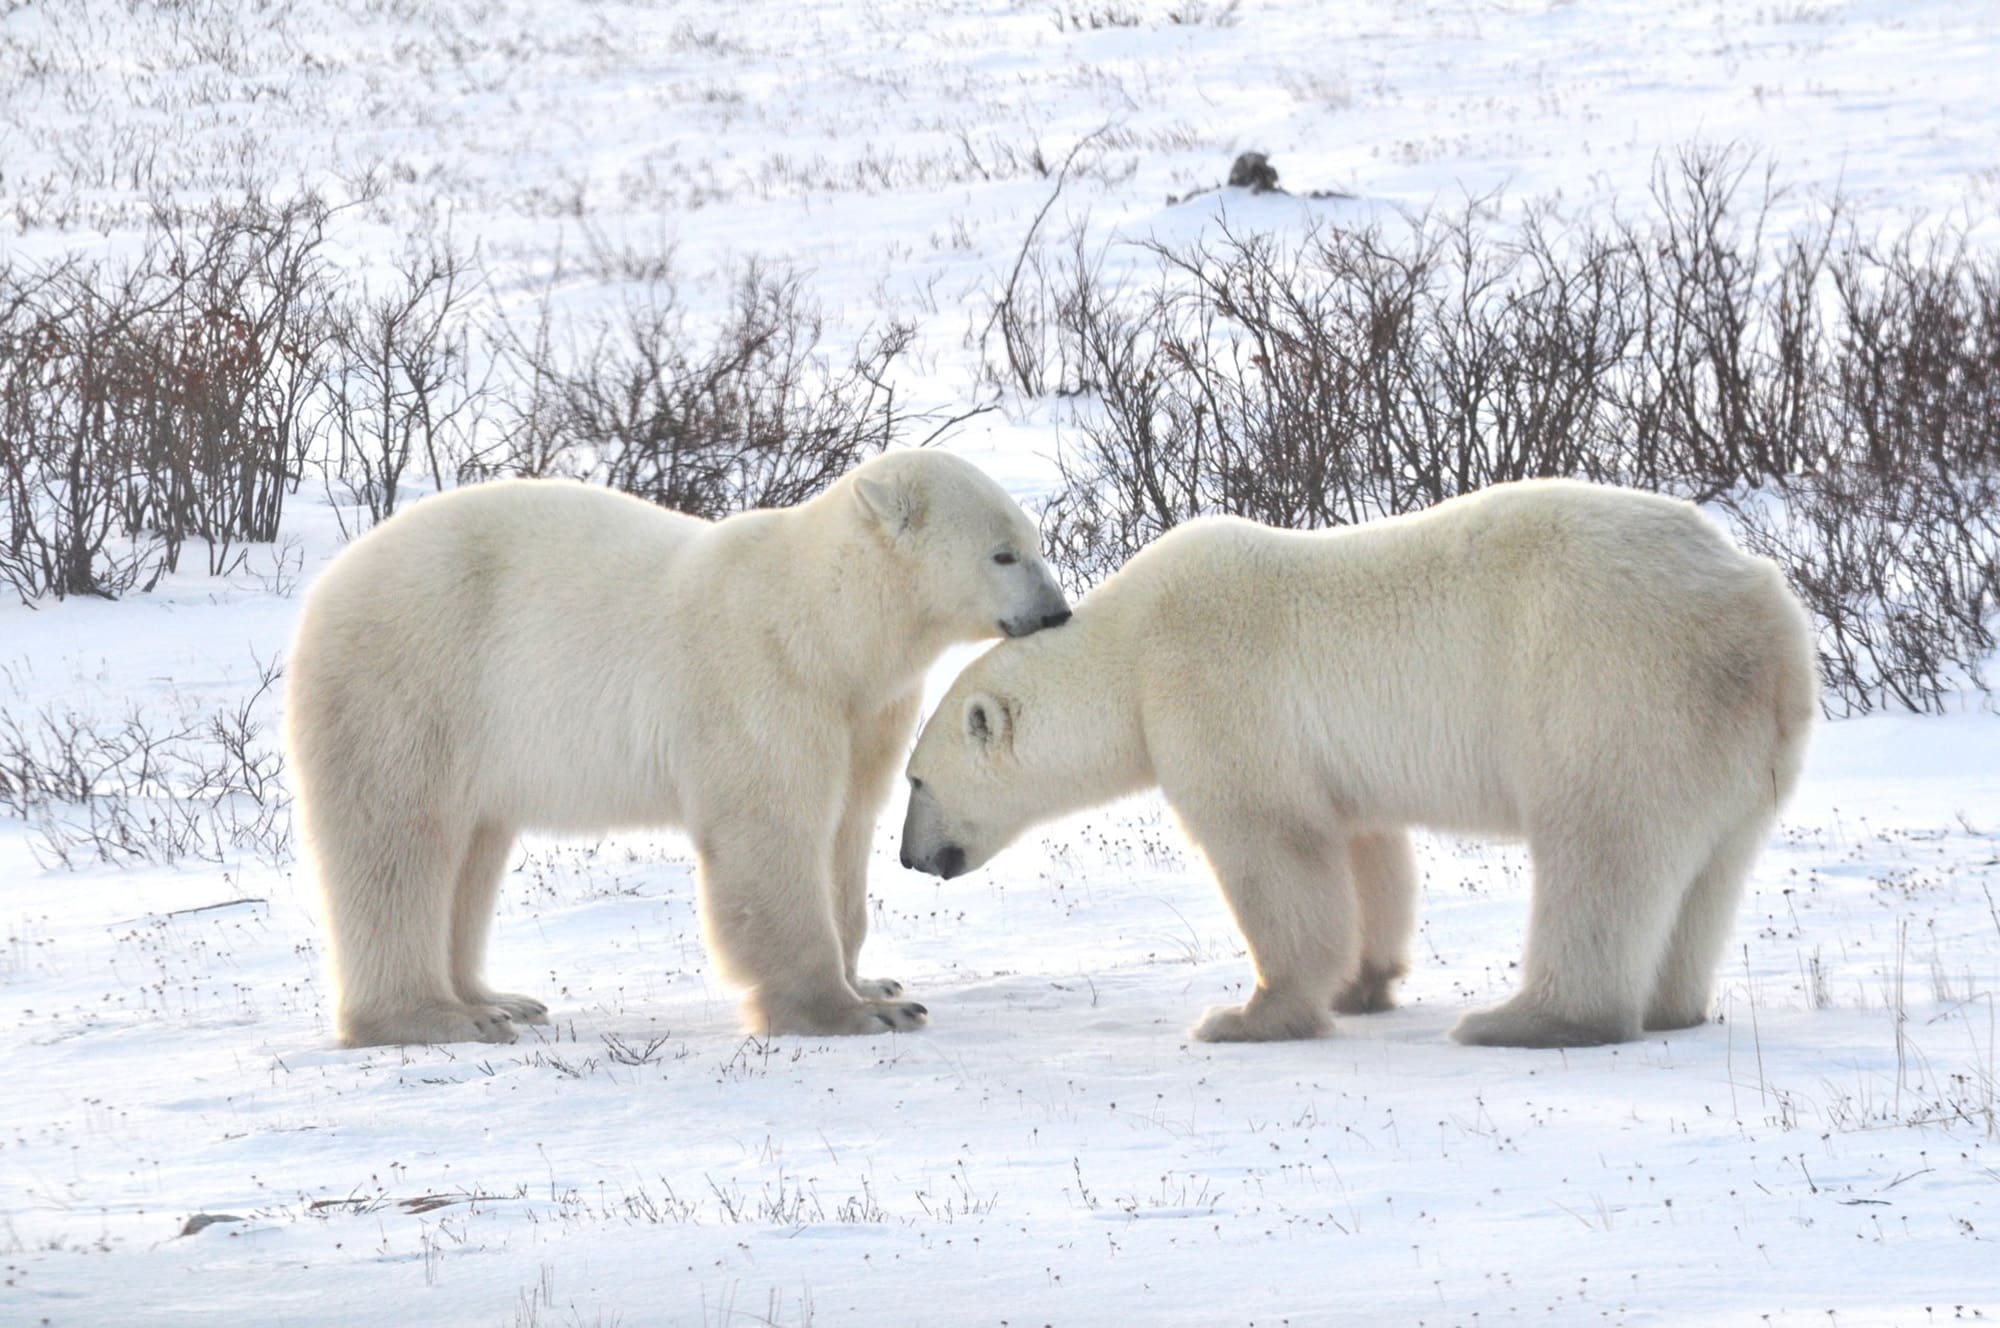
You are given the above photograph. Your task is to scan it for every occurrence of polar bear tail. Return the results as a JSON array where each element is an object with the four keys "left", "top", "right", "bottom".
[{"left": 1758, "top": 558, "right": 1819, "bottom": 814}]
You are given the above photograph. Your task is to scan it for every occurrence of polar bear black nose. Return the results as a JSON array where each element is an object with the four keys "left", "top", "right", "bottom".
[
  {"left": 899, "top": 846, "right": 913, "bottom": 869},
  {"left": 1041, "top": 609, "right": 1072, "bottom": 629}
]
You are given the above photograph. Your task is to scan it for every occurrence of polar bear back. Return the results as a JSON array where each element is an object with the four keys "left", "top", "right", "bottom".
[
  {"left": 1100, "top": 480, "right": 1813, "bottom": 838},
  {"left": 288, "top": 479, "right": 762, "bottom": 835}
]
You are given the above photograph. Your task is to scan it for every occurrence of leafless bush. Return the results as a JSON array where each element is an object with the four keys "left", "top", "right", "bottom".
[
  {"left": 1040, "top": 202, "right": 1643, "bottom": 579},
  {"left": 4, "top": 207, "right": 925, "bottom": 594},
  {"left": 975, "top": 127, "right": 1121, "bottom": 400},
  {"left": 1029, "top": 146, "right": 2000, "bottom": 712},
  {"left": 1048, "top": 5, "right": 1143, "bottom": 32},
  {"left": 0, "top": 194, "right": 333, "bottom": 601},
  {"left": 481, "top": 261, "right": 913, "bottom": 518},
  {"left": 0, "top": 655, "right": 292, "bottom": 867},
  {"left": 1595, "top": 149, "right": 1840, "bottom": 492},
  {"left": 1047, "top": 0, "right": 1239, "bottom": 30},
  {"left": 323, "top": 238, "right": 487, "bottom": 531},
  {"left": 1728, "top": 469, "right": 1998, "bottom": 714}
]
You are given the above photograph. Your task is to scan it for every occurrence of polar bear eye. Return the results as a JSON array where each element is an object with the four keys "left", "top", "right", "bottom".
[{"left": 992, "top": 551, "right": 1018, "bottom": 566}]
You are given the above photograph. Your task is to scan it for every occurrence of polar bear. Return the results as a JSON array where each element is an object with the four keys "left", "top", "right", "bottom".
[
  {"left": 900, "top": 480, "right": 1817, "bottom": 1047},
  {"left": 286, "top": 450, "right": 1070, "bottom": 1047}
]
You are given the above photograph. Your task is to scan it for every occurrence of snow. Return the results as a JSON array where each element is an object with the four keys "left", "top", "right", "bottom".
[{"left": 3, "top": 1, "right": 1998, "bottom": 1324}]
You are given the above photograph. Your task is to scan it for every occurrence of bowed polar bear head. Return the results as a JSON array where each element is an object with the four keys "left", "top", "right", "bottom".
[
  {"left": 902, "top": 644, "right": 1076, "bottom": 880},
  {"left": 853, "top": 450, "right": 1070, "bottom": 640}
]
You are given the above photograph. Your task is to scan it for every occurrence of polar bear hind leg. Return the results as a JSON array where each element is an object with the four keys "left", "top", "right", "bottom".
[
  {"left": 1333, "top": 829, "right": 1417, "bottom": 1015},
  {"left": 1643, "top": 810, "right": 1771, "bottom": 1032},
  {"left": 1182, "top": 807, "right": 1355, "bottom": 1042},
  {"left": 448, "top": 822, "right": 549, "bottom": 1025},
  {"left": 1452, "top": 817, "right": 1699, "bottom": 1048}
]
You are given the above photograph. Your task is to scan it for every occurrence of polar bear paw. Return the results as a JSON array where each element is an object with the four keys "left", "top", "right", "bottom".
[
  {"left": 341, "top": 999, "right": 520, "bottom": 1048},
  {"left": 1642, "top": 994, "right": 1713, "bottom": 1033},
  {"left": 867, "top": 999, "right": 928, "bottom": 1032},
  {"left": 1451, "top": 997, "right": 1637, "bottom": 1048},
  {"left": 853, "top": 977, "right": 905, "bottom": 1000},
  {"left": 1191, "top": 997, "right": 1333, "bottom": 1043},
  {"left": 464, "top": 1006, "right": 521, "bottom": 1043},
  {"left": 466, "top": 990, "right": 551, "bottom": 1025},
  {"left": 1332, "top": 962, "right": 1404, "bottom": 1015},
  {"left": 756, "top": 991, "right": 929, "bottom": 1037}
]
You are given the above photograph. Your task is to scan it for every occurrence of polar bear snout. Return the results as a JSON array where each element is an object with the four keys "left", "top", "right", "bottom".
[
  {"left": 899, "top": 780, "right": 972, "bottom": 878},
  {"left": 903, "top": 841, "right": 967, "bottom": 879},
  {"left": 1003, "top": 606, "right": 1072, "bottom": 637},
  {"left": 998, "top": 576, "right": 1072, "bottom": 638}
]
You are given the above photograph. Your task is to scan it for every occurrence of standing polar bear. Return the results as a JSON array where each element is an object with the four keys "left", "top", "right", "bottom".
[
  {"left": 287, "top": 451, "right": 1070, "bottom": 1047},
  {"left": 902, "top": 480, "right": 1817, "bottom": 1047}
]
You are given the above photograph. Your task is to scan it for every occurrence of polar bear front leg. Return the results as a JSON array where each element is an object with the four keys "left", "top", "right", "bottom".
[
  {"left": 1333, "top": 829, "right": 1417, "bottom": 1015},
  {"left": 833, "top": 794, "right": 902, "bottom": 1000},
  {"left": 833, "top": 693, "right": 922, "bottom": 1001},
  {"left": 696, "top": 809, "right": 927, "bottom": 1037},
  {"left": 1179, "top": 809, "right": 1356, "bottom": 1042}
]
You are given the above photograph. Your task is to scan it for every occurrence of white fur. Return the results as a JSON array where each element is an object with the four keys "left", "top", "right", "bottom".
[
  {"left": 902, "top": 480, "right": 1817, "bottom": 1046},
  {"left": 287, "top": 451, "right": 1068, "bottom": 1047}
]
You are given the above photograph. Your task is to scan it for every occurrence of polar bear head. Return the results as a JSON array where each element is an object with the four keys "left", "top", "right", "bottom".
[
  {"left": 900, "top": 618, "right": 1144, "bottom": 880},
  {"left": 850, "top": 451, "right": 1070, "bottom": 641},
  {"left": 899, "top": 657, "right": 1030, "bottom": 879}
]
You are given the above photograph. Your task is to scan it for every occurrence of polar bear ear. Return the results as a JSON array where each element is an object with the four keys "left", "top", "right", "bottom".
[
  {"left": 855, "top": 470, "right": 925, "bottom": 536},
  {"left": 963, "top": 692, "right": 1013, "bottom": 751}
]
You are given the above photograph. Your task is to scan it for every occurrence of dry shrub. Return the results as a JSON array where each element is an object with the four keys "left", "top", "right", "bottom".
[
  {"left": 480, "top": 261, "right": 913, "bottom": 519},
  {"left": 323, "top": 238, "right": 487, "bottom": 531},
  {"left": 0, "top": 656, "right": 291, "bottom": 867},
  {"left": 2, "top": 217, "right": 922, "bottom": 594},
  {"left": 0, "top": 194, "right": 332, "bottom": 600}
]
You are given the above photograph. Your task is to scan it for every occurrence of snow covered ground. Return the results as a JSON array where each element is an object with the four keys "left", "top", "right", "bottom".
[{"left": 3, "top": 1, "right": 1998, "bottom": 1324}]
